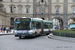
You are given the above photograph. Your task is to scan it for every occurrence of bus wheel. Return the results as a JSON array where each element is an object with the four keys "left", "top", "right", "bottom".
[
  {"left": 46, "top": 33, "right": 50, "bottom": 35},
  {"left": 19, "top": 36, "right": 22, "bottom": 39},
  {"left": 34, "top": 32, "right": 40, "bottom": 37}
]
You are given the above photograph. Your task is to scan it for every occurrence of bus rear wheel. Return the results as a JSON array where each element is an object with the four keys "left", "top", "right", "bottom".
[
  {"left": 19, "top": 36, "right": 22, "bottom": 39},
  {"left": 19, "top": 36, "right": 25, "bottom": 39}
]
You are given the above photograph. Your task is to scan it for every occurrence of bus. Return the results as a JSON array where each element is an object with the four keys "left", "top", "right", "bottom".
[
  {"left": 69, "top": 23, "right": 75, "bottom": 29},
  {"left": 14, "top": 17, "right": 53, "bottom": 38}
]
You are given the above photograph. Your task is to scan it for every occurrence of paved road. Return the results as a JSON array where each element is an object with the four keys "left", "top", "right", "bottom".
[{"left": 0, "top": 35, "right": 75, "bottom": 50}]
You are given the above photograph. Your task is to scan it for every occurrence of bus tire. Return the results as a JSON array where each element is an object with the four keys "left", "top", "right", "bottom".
[
  {"left": 35, "top": 32, "right": 37, "bottom": 36},
  {"left": 46, "top": 33, "right": 50, "bottom": 35},
  {"left": 46, "top": 30, "right": 50, "bottom": 35},
  {"left": 19, "top": 36, "right": 22, "bottom": 39}
]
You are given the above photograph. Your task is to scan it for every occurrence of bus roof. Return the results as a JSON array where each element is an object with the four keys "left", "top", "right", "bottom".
[
  {"left": 15, "top": 17, "right": 27, "bottom": 18},
  {"left": 31, "top": 18, "right": 43, "bottom": 22},
  {"left": 43, "top": 20, "right": 53, "bottom": 23},
  {"left": 15, "top": 17, "right": 53, "bottom": 23},
  {"left": 31, "top": 18, "right": 42, "bottom": 20}
]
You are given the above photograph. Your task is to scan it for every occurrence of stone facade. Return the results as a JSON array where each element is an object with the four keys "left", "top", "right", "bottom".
[
  {"left": 0, "top": 0, "right": 33, "bottom": 29},
  {"left": 0, "top": 11, "right": 10, "bottom": 28},
  {"left": 33, "top": 0, "right": 75, "bottom": 29},
  {"left": 0, "top": 0, "right": 75, "bottom": 29}
]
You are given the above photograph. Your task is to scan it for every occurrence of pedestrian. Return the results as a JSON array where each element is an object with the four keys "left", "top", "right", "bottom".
[
  {"left": 3, "top": 27, "right": 6, "bottom": 31},
  {"left": 6, "top": 27, "right": 9, "bottom": 33},
  {"left": 55, "top": 26, "right": 59, "bottom": 30},
  {"left": 1, "top": 27, "right": 2, "bottom": 32},
  {"left": 60, "top": 27, "right": 63, "bottom": 30}
]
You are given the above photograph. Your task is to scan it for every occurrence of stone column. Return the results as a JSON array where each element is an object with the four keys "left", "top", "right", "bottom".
[
  {"left": 63, "top": 17, "right": 68, "bottom": 30},
  {"left": 63, "top": 0, "right": 68, "bottom": 29},
  {"left": 33, "top": 0, "right": 37, "bottom": 18},
  {"left": 48, "top": 0, "right": 52, "bottom": 20},
  {"left": 23, "top": 5, "right": 25, "bottom": 14}
]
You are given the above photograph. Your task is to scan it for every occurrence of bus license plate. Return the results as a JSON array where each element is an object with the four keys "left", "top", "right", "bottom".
[{"left": 22, "top": 35, "right": 25, "bottom": 37}]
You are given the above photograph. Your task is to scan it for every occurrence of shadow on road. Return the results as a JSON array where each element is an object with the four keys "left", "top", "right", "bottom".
[{"left": 16, "top": 35, "right": 43, "bottom": 40}]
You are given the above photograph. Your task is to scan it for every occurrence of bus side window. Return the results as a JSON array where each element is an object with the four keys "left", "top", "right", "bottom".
[
  {"left": 44, "top": 23, "right": 48, "bottom": 29},
  {"left": 50, "top": 23, "right": 53, "bottom": 28},
  {"left": 32, "top": 21, "right": 36, "bottom": 29},
  {"left": 48, "top": 24, "right": 51, "bottom": 29},
  {"left": 36, "top": 22, "right": 41, "bottom": 29}
]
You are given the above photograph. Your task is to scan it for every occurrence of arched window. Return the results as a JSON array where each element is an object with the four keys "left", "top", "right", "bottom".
[
  {"left": 56, "top": 7, "right": 59, "bottom": 13},
  {"left": 10, "top": 6, "right": 13, "bottom": 13},
  {"left": 26, "top": 8, "right": 30, "bottom": 13},
  {"left": 10, "top": 17, "right": 14, "bottom": 25},
  {"left": 55, "top": 5, "right": 60, "bottom": 14},
  {"left": 72, "top": 6, "right": 75, "bottom": 14},
  {"left": 40, "top": 5, "right": 44, "bottom": 14},
  {"left": 10, "top": 5, "right": 16, "bottom": 13},
  {"left": 25, "top": 5, "right": 30, "bottom": 13}
]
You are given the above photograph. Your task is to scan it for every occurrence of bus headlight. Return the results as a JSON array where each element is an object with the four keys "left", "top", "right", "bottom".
[
  {"left": 28, "top": 30, "right": 35, "bottom": 34},
  {"left": 13, "top": 30, "right": 17, "bottom": 34},
  {"left": 15, "top": 30, "right": 17, "bottom": 33}
]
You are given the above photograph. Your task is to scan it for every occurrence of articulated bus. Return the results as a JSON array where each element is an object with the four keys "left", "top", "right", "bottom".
[
  {"left": 14, "top": 17, "right": 53, "bottom": 38},
  {"left": 69, "top": 23, "right": 75, "bottom": 29}
]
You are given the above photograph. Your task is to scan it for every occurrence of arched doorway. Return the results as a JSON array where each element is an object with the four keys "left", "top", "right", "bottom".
[
  {"left": 53, "top": 17, "right": 63, "bottom": 30},
  {"left": 10, "top": 17, "right": 14, "bottom": 29}
]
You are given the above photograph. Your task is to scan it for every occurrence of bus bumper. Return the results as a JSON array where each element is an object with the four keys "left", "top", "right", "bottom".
[{"left": 15, "top": 33, "right": 35, "bottom": 37}]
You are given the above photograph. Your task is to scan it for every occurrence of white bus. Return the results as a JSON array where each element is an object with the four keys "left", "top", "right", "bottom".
[
  {"left": 69, "top": 23, "right": 75, "bottom": 29},
  {"left": 14, "top": 17, "right": 53, "bottom": 38}
]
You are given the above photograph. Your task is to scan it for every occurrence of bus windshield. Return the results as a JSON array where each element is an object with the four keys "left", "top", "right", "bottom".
[{"left": 15, "top": 18, "right": 30, "bottom": 30}]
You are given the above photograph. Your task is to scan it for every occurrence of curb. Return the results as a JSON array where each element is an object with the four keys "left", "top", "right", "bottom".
[
  {"left": 48, "top": 33, "right": 75, "bottom": 43},
  {"left": 0, "top": 33, "right": 14, "bottom": 36}
]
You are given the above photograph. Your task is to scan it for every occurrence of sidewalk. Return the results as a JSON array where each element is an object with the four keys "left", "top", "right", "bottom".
[
  {"left": 48, "top": 33, "right": 75, "bottom": 43},
  {"left": 0, "top": 32, "right": 14, "bottom": 36}
]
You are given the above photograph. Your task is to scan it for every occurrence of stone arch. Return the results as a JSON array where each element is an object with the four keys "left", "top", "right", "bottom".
[
  {"left": 51, "top": 16, "right": 64, "bottom": 20},
  {"left": 68, "top": 16, "right": 75, "bottom": 20},
  {"left": 52, "top": 16, "right": 63, "bottom": 29}
]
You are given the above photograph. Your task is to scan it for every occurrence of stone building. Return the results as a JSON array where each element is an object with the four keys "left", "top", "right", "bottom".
[
  {"left": 0, "top": 11, "right": 10, "bottom": 29},
  {"left": 0, "top": 0, "right": 33, "bottom": 29},
  {"left": 33, "top": 0, "right": 75, "bottom": 29},
  {"left": 0, "top": 0, "right": 75, "bottom": 29}
]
